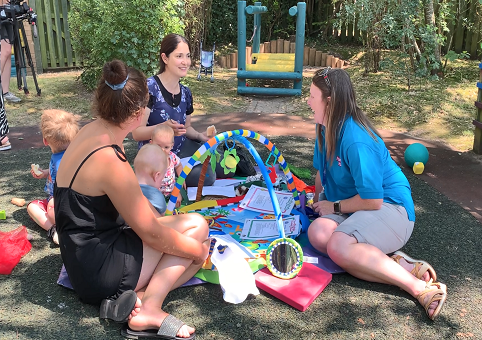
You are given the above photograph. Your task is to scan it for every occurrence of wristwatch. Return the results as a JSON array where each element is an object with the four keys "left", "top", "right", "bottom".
[{"left": 333, "top": 200, "right": 342, "bottom": 215}]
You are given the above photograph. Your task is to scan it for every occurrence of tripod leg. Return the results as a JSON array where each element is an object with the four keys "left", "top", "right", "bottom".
[
  {"left": 20, "top": 22, "right": 40, "bottom": 96},
  {"left": 17, "top": 24, "right": 29, "bottom": 95}
]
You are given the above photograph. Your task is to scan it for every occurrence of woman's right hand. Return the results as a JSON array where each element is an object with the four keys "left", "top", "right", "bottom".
[{"left": 165, "top": 120, "right": 187, "bottom": 136}]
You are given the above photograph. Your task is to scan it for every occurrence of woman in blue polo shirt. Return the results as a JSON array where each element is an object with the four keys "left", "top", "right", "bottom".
[{"left": 307, "top": 67, "right": 446, "bottom": 321}]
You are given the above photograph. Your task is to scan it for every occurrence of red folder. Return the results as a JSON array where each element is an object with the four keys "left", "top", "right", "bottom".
[{"left": 254, "top": 263, "right": 332, "bottom": 312}]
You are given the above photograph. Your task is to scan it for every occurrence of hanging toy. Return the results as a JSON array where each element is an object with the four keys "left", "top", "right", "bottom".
[
  {"left": 220, "top": 139, "right": 240, "bottom": 175},
  {"left": 265, "top": 151, "right": 278, "bottom": 185}
]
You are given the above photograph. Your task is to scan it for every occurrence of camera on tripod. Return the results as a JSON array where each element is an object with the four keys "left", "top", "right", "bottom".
[{"left": 0, "top": 0, "right": 40, "bottom": 95}]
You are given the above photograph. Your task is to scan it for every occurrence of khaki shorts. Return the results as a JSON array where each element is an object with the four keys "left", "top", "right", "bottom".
[{"left": 321, "top": 203, "right": 414, "bottom": 254}]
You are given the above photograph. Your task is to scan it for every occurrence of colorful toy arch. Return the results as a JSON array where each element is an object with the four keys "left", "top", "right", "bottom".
[{"left": 166, "top": 130, "right": 301, "bottom": 230}]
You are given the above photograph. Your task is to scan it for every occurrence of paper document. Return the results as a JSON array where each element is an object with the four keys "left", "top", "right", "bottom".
[
  {"left": 240, "top": 215, "right": 300, "bottom": 240},
  {"left": 239, "top": 185, "right": 295, "bottom": 214},
  {"left": 187, "top": 186, "right": 236, "bottom": 201}
]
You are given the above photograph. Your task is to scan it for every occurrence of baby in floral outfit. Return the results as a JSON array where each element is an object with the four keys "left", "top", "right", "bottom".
[{"left": 151, "top": 124, "right": 184, "bottom": 207}]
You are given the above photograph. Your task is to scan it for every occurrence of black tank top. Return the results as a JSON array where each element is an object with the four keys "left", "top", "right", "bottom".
[{"left": 54, "top": 145, "right": 143, "bottom": 304}]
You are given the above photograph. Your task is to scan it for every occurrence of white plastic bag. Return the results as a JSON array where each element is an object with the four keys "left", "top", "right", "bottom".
[{"left": 210, "top": 240, "right": 259, "bottom": 304}]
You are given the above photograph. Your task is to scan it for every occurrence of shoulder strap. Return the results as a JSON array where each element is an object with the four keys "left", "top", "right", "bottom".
[{"left": 69, "top": 144, "right": 127, "bottom": 188}]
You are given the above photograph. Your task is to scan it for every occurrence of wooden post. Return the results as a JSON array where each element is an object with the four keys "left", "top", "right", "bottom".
[
  {"left": 315, "top": 51, "right": 322, "bottom": 66},
  {"left": 326, "top": 55, "right": 333, "bottom": 68},
  {"left": 277, "top": 39, "right": 284, "bottom": 53},
  {"left": 270, "top": 40, "right": 277, "bottom": 53},
  {"left": 321, "top": 53, "right": 328, "bottom": 67},
  {"left": 473, "top": 64, "right": 482, "bottom": 154},
  {"left": 260, "top": 44, "right": 265, "bottom": 53},
  {"left": 219, "top": 56, "right": 226, "bottom": 68},
  {"left": 264, "top": 42, "right": 271, "bottom": 53},
  {"left": 234, "top": 51, "right": 238, "bottom": 68},
  {"left": 309, "top": 48, "right": 316, "bottom": 66},
  {"left": 303, "top": 46, "right": 310, "bottom": 66},
  {"left": 246, "top": 46, "right": 252, "bottom": 65},
  {"left": 332, "top": 57, "right": 339, "bottom": 68},
  {"left": 226, "top": 55, "right": 231, "bottom": 69},
  {"left": 290, "top": 42, "right": 296, "bottom": 53},
  {"left": 336, "top": 59, "right": 345, "bottom": 68},
  {"left": 284, "top": 40, "right": 290, "bottom": 53}
]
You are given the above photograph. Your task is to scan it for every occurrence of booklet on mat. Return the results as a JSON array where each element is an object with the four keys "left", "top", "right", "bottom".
[
  {"left": 187, "top": 186, "right": 236, "bottom": 200},
  {"left": 239, "top": 185, "right": 295, "bottom": 215},
  {"left": 254, "top": 263, "right": 332, "bottom": 312},
  {"left": 240, "top": 215, "right": 300, "bottom": 240}
]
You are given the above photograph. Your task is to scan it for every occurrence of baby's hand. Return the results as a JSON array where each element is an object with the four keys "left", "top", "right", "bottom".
[
  {"left": 175, "top": 195, "right": 182, "bottom": 208},
  {"left": 30, "top": 164, "right": 46, "bottom": 179}
]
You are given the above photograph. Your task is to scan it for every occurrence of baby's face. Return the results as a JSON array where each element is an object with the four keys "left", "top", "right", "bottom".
[{"left": 152, "top": 135, "right": 174, "bottom": 155}]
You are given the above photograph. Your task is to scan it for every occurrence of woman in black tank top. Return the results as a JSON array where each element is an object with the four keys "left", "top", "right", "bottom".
[{"left": 54, "top": 60, "right": 209, "bottom": 339}]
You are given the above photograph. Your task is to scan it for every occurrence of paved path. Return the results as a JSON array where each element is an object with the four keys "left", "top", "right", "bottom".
[{"left": 6, "top": 111, "right": 482, "bottom": 224}]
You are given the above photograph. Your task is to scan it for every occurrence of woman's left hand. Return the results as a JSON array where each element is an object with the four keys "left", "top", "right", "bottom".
[{"left": 312, "top": 200, "right": 335, "bottom": 216}]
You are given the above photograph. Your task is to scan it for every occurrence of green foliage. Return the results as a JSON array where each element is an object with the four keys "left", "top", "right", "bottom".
[
  {"left": 205, "top": 1, "right": 299, "bottom": 47},
  {"left": 69, "top": 0, "right": 184, "bottom": 89}
]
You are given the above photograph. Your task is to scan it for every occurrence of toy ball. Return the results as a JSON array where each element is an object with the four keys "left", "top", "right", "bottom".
[
  {"left": 413, "top": 162, "right": 425, "bottom": 175},
  {"left": 404, "top": 143, "right": 429, "bottom": 168}
]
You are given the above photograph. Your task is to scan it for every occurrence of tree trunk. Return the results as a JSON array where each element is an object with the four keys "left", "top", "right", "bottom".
[
  {"left": 454, "top": 0, "right": 467, "bottom": 53},
  {"left": 423, "top": 0, "right": 441, "bottom": 73},
  {"left": 466, "top": 0, "right": 478, "bottom": 58}
]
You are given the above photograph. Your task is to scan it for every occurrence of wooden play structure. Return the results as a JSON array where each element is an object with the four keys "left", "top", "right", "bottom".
[
  {"left": 236, "top": 1, "right": 306, "bottom": 96},
  {"left": 474, "top": 62, "right": 482, "bottom": 154}
]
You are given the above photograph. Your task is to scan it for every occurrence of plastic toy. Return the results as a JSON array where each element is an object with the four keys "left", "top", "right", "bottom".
[
  {"left": 0, "top": 210, "right": 6, "bottom": 219},
  {"left": 237, "top": 1, "right": 306, "bottom": 96},
  {"left": 404, "top": 143, "right": 429, "bottom": 174},
  {"left": 413, "top": 162, "right": 425, "bottom": 175}
]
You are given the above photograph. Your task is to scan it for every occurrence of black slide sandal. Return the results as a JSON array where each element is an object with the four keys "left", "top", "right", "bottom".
[{"left": 99, "top": 290, "right": 137, "bottom": 323}]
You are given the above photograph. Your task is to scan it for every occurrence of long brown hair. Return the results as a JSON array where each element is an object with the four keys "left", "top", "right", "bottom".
[
  {"left": 159, "top": 33, "right": 190, "bottom": 74},
  {"left": 313, "top": 68, "right": 379, "bottom": 164}
]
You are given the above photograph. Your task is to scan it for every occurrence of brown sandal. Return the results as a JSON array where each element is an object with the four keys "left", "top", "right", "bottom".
[
  {"left": 416, "top": 280, "right": 447, "bottom": 320},
  {"left": 391, "top": 250, "right": 437, "bottom": 282}
]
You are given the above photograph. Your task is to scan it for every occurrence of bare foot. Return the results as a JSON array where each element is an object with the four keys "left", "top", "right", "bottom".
[
  {"left": 415, "top": 281, "right": 447, "bottom": 320},
  {"left": 398, "top": 257, "right": 431, "bottom": 282},
  {"left": 127, "top": 297, "right": 142, "bottom": 320},
  {"left": 128, "top": 308, "right": 195, "bottom": 338}
]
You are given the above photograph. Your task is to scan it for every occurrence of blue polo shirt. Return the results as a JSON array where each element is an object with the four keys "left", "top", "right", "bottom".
[{"left": 313, "top": 117, "right": 415, "bottom": 221}]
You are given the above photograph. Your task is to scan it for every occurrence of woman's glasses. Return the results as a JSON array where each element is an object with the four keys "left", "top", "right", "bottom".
[{"left": 317, "top": 67, "right": 332, "bottom": 89}]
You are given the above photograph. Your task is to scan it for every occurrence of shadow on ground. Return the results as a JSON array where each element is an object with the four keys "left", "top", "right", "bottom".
[{"left": 1, "top": 138, "right": 480, "bottom": 339}]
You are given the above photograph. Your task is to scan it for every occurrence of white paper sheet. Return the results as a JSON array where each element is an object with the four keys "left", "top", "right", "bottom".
[
  {"left": 239, "top": 185, "right": 295, "bottom": 214},
  {"left": 240, "top": 215, "right": 300, "bottom": 240},
  {"left": 187, "top": 186, "right": 236, "bottom": 201}
]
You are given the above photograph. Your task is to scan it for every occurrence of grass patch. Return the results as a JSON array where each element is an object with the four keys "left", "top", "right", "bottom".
[{"left": 5, "top": 49, "right": 480, "bottom": 152}]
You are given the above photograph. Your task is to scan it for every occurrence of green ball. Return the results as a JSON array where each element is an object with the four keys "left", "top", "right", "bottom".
[{"left": 404, "top": 143, "right": 429, "bottom": 168}]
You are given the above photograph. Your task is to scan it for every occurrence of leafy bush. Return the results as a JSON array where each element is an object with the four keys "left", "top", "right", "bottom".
[{"left": 69, "top": 0, "right": 184, "bottom": 89}]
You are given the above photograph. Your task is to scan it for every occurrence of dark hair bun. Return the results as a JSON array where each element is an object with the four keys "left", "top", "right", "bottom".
[{"left": 103, "top": 60, "right": 128, "bottom": 86}]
